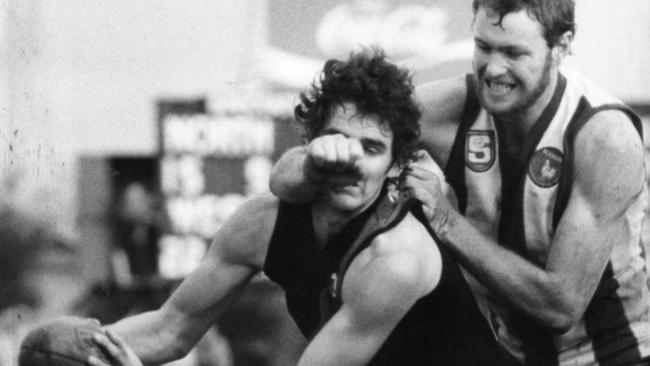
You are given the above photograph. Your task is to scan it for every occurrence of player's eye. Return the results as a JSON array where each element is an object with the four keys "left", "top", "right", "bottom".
[
  {"left": 505, "top": 49, "right": 524, "bottom": 59},
  {"left": 363, "top": 144, "right": 384, "bottom": 155}
]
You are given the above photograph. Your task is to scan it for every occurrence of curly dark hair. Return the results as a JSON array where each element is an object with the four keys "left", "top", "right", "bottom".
[
  {"left": 294, "top": 48, "right": 421, "bottom": 168},
  {"left": 472, "top": 0, "right": 575, "bottom": 47}
]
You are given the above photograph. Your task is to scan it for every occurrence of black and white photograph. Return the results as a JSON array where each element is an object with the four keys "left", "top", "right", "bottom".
[{"left": 1, "top": 1, "right": 650, "bottom": 365}]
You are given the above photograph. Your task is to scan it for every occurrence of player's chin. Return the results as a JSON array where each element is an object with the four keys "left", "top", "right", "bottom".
[
  {"left": 326, "top": 192, "right": 364, "bottom": 211},
  {"left": 479, "top": 92, "right": 521, "bottom": 115}
]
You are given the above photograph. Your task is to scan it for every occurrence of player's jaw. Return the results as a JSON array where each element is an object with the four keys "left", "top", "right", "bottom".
[
  {"left": 323, "top": 178, "right": 381, "bottom": 215},
  {"left": 484, "top": 78, "right": 517, "bottom": 97},
  {"left": 476, "top": 69, "right": 521, "bottom": 113},
  {"left": 324, "top": 181, "right": 365, "bottom": 210},
  {"left": 476, "top": 62, "right": 551, "bottom": 117}
]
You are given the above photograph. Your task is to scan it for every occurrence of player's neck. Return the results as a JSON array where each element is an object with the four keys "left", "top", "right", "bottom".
[{"left": 311, "top": 194, "right": 378, "bottom": 249}]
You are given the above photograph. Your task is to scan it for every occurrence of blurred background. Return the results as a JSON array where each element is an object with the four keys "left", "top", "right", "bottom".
[{"left": 0, "top": 0, "right": 649, "bottom": 365}]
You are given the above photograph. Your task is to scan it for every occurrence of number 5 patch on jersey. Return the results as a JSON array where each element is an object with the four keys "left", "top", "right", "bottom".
[{"left": 466, "top": 130, "right": 495, "bottom": 172}]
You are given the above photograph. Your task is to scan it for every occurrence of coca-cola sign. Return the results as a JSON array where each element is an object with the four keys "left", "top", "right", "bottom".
[{"left": 263, "top": 0, "right": 474, "bottom": 86}]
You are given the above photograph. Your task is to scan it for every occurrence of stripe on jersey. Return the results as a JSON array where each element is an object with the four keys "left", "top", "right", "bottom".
[
  {"left": 446, "top": 74, "right": 481, "bottom": 213},
  {"left": 585, "top": 263, "right": 641, "bottom": 365}
]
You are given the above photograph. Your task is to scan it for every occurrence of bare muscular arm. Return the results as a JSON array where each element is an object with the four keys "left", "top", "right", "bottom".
[
  {"left": 106, "top": 194, "right": 279, "bottom": 364},
  {"left": 297, "top": 214, "right": 441, "bottom": 366},
  {"left": 424, "top": 110, "right": 645, "bottom": 332}
]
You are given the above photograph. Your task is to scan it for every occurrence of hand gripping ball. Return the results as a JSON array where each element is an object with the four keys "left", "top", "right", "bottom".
[{"left": 18, "top": 316, "right": 110, "bottom": 366}]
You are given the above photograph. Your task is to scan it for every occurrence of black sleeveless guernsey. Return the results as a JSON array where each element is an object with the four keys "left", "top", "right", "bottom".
[{"left": 263, "top": 190, "right": 505, "bottom": 365}]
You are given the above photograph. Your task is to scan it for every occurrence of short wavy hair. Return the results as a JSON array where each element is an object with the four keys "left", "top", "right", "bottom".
[
  {"left": 472, "top": 0, "right": 575, "bottom": 47},
  {"left": 295, "top": 48, "right": 421, "bottom": 168}
]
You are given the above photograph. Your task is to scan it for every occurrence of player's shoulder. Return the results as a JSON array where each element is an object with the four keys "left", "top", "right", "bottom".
[
  {"left": 212, "top": 193, "right": 280, "bottom": 263},
  {"left": 564, "top": 68, "right": 642, "bottom": 146},
  {"left": 415, "top": 74, "right": 467, "bottom": 103},
  {"left": 415, "top": 75, "right": 468, "bottom": 165},
  {"left": 364, "top": 213, "right": 441, "bottom": 293},
  {"left": 571, "top": 109, "right": 645, "bottom": 204},
  {"left": 225, "top": 193, "right": 279, "bottom": 231},
  {"left": 416, "top": 74, "right": 468, "bottom": 122},
  {"left": 238, "top": 192, "right": 280, "bottom": 212},
  {"left": 577, "top": 108, "right": 643, "bottom": 158},
  {"left": 374, "top": 212, "right": 434, "bottom": 250}
]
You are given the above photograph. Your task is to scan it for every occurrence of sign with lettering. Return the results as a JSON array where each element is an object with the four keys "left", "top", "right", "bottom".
[
  {"left": 264, "top": 0, "right": 475, "bottom": 85},
  {"left": 156, "top": 100, "right": 299, "bottom": 279}
]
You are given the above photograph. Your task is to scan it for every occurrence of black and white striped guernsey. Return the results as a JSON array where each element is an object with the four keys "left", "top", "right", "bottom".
[{"left": 445, "top": 71, "right": 650, "bottom": 365}]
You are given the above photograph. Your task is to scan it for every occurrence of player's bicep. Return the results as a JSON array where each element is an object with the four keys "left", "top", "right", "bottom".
[
  {"left": 296, "top": 304, "right": 390, "bottom": 366},
  {"left": 573, "top": 111, "right": 645, "bottom": 212},
  {"left": 163, "top": 194, "right": 278, "bottom": 332},
  {"left": 342, "top": 220, "right": 440, "bottom": 316},
  {"left": 561, "top": 110, "right": 644, "bottom": 235},
  {"left": 546, "top": 111, "right": 644, "bottom": 310},
  {"left": 298, "top": 239, "right": 435, "bottom": 365}
]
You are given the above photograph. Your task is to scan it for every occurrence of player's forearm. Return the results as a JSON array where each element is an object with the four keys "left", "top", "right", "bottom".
[
  {"left": 435, "top": 210, "right": 581, "bottom": 333},
  {"left": 441, "top": 182, "right": 458, "bottom": 210},
  {"left": 297, "top": 346, "right": 372, "bottom": 366},
  {"left": 107, "top": 309, "right": 188, "bottom": 364},
  {"left": 269, "top": 146, "right": 319, "bottom": 203}
]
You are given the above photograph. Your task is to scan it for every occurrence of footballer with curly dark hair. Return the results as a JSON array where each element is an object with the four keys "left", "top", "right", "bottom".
[
  {"left": 296, "top": 49, "right": 421, "bottom": 169},
  {"left": 87, "top": 49, "right": 505, "bottom": 366}
]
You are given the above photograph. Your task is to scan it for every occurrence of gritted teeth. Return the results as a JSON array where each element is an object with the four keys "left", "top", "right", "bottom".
[{"left": 486, "top": 79, "right": 515, "bottom": 93}]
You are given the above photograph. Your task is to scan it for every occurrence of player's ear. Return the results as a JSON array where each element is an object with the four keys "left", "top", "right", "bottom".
[{"left": 551, "top": 31, "right": 573, "bottom": 64}]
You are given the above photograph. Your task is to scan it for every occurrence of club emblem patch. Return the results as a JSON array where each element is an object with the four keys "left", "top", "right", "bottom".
[
  {"left": 466, "top": 130, "right": 495, "bottom": 172},
  {"left": 528, "top": 147, "right": 563, "bottom": 188}
]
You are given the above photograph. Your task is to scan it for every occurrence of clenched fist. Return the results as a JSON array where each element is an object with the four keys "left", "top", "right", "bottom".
[{"left": 304, "top": 133, "right": 364, "bottom": 186}]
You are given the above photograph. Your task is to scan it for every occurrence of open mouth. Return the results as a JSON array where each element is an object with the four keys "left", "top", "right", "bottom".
[
  {"left": 485, "top": 79, "right": 516, "bottom": 96},
  {"left": 328, "top": 182, "right": 359, "bottom": 193}
]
